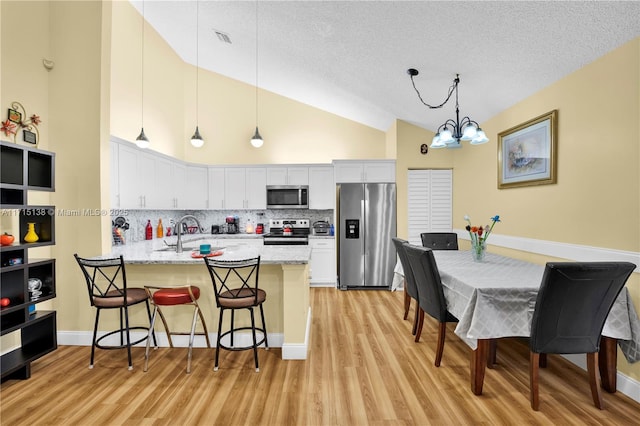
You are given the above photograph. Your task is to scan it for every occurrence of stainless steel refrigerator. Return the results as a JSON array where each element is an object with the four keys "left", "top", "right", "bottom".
[{"left": 338, "top": 183, "right": 397, "bottom": 289}]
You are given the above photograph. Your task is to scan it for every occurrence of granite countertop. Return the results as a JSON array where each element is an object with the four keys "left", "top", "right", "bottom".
[{"left": 97, "top": 234, "right": 310, "bottom": 265}]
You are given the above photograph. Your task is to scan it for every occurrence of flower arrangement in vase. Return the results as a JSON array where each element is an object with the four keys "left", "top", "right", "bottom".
[{"left": 464, "top": 215, "right": 501, "bottom": 262}]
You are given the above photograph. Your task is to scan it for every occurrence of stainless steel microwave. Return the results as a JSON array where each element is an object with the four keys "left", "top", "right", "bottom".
[{"left": 266, "top": 185, "right": 309, "bottom": 209}]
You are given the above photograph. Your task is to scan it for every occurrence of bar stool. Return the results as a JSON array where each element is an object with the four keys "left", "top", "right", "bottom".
[
  {"left": 143, "top": 285, "right": 211, "bottom": 373},
  {"left": 74, "top": 254, "right": 156, "bottom": 371},
  {"left": 203, "top": 256, "right": 268, "bottom": 372}
]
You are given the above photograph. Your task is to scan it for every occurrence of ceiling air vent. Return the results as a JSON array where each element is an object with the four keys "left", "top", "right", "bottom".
[{"left": 214, "top": 30, "right": 232, "bottom": 44}]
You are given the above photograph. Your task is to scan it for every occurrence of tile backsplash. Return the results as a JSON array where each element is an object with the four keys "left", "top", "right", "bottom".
[{"left": 112, "top": 209, "right": 334, "bottom": 244}]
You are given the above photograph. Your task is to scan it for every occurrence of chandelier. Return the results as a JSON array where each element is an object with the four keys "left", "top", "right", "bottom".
[{"left": 407, "top": 69, "right": 488, "bottom": 149}]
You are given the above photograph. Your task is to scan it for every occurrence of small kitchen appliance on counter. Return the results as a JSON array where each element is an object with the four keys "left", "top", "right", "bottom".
[
  {"left": 225, "top": 216, "right": 239, "bottom": 234},
  {"left": 263, "top": 219, "right": 310, "bottom": 245},
  {"left": 312, "top": 220, "right": 331, "bottom": 236}
]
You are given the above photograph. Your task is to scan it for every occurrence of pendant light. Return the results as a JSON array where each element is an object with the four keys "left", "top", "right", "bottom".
[
  {"left": 250, "top": 0, "right": 263, "bottom": 148},
  {"left": 136, "top": 0, "right": 150, "bottom": 149},
  {"left": 190, "top": 0, "right": 204, "bottom": 148}
]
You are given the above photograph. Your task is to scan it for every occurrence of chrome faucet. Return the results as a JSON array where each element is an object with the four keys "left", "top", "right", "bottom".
[{"left": 175, "top": 215, "right": 204, "bottom": 253}]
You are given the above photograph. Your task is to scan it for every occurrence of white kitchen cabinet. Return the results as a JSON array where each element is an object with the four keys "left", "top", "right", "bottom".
[
  {"left": 183, "top": 165, "right": 208, "bottom": 209},
  {"left": 245, "top": 167, "right": 267, "bottom": 209},
  {"left": 224, "top": 168, "right": 246, "bottom": 209},
  {"left": 308, "top": 165, "right": 335, "bottom": 209},
  {"left": 266, "top": 166, "right": 309, "bottom": 185},
  {"left": 208, "top": 167, "right": 225, "bottom": 209},
  {"left": 224, "top": 167, "right": 266, "bottom": 210},
  {"left": 117, "top": 143, "right": 157, "bottom": 209},
  {"left": 333, "top": 160, "right": 396, "bottom": 183},
  {"left": 309, "top": 238, "right": 336, "bottom": 286},
  {"left": 155, "top": 157, "right": 177, "bottom": 209}
]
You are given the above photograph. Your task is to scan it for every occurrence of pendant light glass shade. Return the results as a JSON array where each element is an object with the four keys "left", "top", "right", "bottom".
[
  {"left": 250, "top": 126, "right": 264, "bottom": 148},
  {"left": 136, "top": 127, "right": 150, "bottom": 149},
  {"left": 190, "top": 126, "right": 204, "bottom": 148}
]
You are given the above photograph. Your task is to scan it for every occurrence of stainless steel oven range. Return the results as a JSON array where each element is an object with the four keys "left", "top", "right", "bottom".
[{"left": 263, "top": 219, "right": 310, "bottom": 245}]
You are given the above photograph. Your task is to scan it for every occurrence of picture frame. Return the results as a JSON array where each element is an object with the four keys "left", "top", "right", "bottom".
[
  {"left": 23, "top": 129, "right": 37, "bottom": 145},
  {"left": 497, "top": 109, "right": 557, "bottom": 189},
  {"left": 8, "top": 108, "right": 21, "bottom": 124}
]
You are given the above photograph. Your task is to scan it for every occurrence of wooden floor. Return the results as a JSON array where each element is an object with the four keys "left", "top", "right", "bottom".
[{"left": 2, "top": 288, "right": 639, "bottom": 425}]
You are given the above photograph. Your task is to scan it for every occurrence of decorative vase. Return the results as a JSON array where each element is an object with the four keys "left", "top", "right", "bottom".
[
  {"left": 471, "top": 241, "right": 486, "bottom": 262},
  {"left": 23, "top": 222, "right": 39, "bottom": 243}
]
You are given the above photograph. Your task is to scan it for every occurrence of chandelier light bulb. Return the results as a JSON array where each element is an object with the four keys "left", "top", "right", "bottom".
[
  {"left": 470, "top": 129, "right": 489, "bottom": 145},
  {"left": 461, "top": 125, "right": 478, "bottom": 141},
  {"left": 439, "top": 129, "right": 454, "bottom": 144},
  {"left": 431, "top": 133, "right": 446, "bottom": 149}
]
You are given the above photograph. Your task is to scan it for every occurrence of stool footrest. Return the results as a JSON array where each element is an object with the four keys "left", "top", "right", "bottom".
[
  {"left": 218, "top": 327, "right": 267, "bottom": 351},
  {"left": 95, "top": 326, "right": 151, "bottom": 350}
]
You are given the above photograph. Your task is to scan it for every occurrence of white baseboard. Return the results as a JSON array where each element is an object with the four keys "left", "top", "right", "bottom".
[
  {"left": 57, "top": 308, "right": 312, "bottom": 359},
  {"left": 282, "top": 306, "right": 311, "bottom": 360},
  {"left": 57, "top": 330, "right": 283, "bottom": 349}
]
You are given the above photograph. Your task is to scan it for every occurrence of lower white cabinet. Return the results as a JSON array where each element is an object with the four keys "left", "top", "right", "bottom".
[{"left": 309, "top": 238, "right": 336, "bottom": 286}]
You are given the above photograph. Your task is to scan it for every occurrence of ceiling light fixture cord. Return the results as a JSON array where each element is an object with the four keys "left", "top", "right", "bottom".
[
  {"left": 136, "top": 0, "right": 150, "bottom": 148},
  {"left": 407, "top": 69, "right": 489, "bottom": 148},
  {"left": 407, "top": 69, "right": 457, "bottom": 109},
  {"left": 190, "top": 0, "right": 204, "bottom": 147},
  {"left": 250, "top": 0, "right": 263, "bottom": 148}
]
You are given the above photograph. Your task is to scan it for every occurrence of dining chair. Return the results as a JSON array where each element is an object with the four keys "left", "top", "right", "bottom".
[
  {"left": 404, "top": 244, "right": 458, "bottom": 366},
  {"left": 74, "top": 254, "right": 156, "bottom": 370},
  {"left": 392, "top": 237, "right": 420, "bottom": 335},
  {"left": 420, "top": 232, "right": 459, "bottom": 250},
  {"left": 204, "top": 256, "right": 268, "bottom": 372},
  {"left": 529, "top": 261, "right": 635, "bottom": 411}
]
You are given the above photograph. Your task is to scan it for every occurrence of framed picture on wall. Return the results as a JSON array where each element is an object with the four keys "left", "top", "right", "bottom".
[{"left": 498, "top": 109, "right": 557, "bottom": 189}]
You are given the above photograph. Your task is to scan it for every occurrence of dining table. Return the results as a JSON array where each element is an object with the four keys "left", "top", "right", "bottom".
[{"left": 394, "top": 249, "right": 640, "bottom": 395}]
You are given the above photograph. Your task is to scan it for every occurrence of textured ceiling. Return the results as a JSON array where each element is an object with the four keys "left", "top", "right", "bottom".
[{"left": 132, "top": 0, "right": 640, "bottom": 132}]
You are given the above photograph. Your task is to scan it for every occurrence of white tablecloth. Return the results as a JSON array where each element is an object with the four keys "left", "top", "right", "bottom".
[{"left": 395, "top": 250, "right": 640, "bottom": 363}]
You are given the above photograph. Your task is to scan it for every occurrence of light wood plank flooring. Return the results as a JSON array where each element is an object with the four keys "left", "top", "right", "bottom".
[{"left": 2, "top": 288, "right": 639, "bottom": 425}]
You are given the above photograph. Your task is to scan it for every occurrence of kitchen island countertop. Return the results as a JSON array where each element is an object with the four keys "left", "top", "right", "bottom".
[{"left": 96, "top": 234, "right": 310, "bottom": 265}]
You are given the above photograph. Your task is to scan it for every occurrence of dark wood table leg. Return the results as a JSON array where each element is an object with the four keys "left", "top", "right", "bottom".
[
  {"left": 487, "top": 339, "right": 497, "bottom": 369},
  {"left": 599, "top": 336, "right": 617, "bottom": 393},
  {"left": 471, "top": 339, "right": 489, "bottom": 395}
]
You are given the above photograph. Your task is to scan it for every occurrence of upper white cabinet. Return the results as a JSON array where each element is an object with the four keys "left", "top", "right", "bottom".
[
  {"left": 208, "top": 167, "right": 225, "bottom": 209},
  {"left": 116, "top": 143, "right": 157, "bottom": 209},
  {"left": 183, "top": 165, "right": 208, "bottom": 209},
  {"left": 333, "top": 160, "right": 396, "bottom": 183},
  {"left": 308, "top": 165, "right": 335, "bottom": 209},
  {"left": 224, "top": 167, "right": 266, "bottom": 210},
  {"left": 266, "top": 166, "right": 309, "bottom": 186}
]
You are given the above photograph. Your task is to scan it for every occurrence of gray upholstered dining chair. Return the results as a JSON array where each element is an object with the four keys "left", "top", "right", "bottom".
[
  {"left": 420, "top": 232, "right": 459, "bottom": 250},
  {"left": 392, "top": 237, "right": 419, "bottom": 335},
  {"left": 404, "top": 244, "right": 458, "bottom": 366},
  {"left": 529, "top": 261, "right": 635, "bottom": 411}
]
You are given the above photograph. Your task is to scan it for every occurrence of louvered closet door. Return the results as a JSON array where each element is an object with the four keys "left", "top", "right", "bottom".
[{"left": 407, "top": 169, "right": 453, "bottom": 245}]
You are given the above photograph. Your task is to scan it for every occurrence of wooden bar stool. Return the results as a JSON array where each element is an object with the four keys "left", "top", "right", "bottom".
[{"left": 143, "top": 285, "right": 211, "bottom": 373}]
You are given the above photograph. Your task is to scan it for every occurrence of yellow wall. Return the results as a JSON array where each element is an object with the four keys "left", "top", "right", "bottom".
[{"left": 110, "top": 0, "right": 387, "bottom": 164}]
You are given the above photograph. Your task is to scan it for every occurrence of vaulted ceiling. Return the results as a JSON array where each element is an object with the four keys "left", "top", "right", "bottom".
[{"left": 132, "top": 1, "right": 640, "bottom": 132}]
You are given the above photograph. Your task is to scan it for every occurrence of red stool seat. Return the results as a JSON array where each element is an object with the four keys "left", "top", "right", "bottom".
[{"left": 153, "top": 286, "right": 201, "bottom": 306}]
